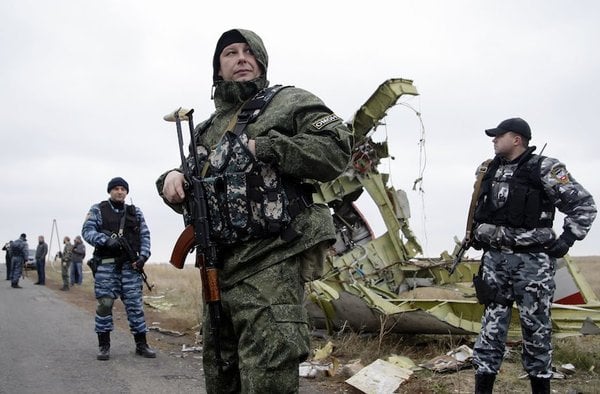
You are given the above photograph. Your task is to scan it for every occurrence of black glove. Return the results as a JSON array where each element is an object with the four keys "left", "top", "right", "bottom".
[
  {"left": 133, "top": 255, "right": 147, "bottom": 271},
  {"left": 471, "top": 239, "right": 485, "bottom": 251},
  {"left": 105, "top": 237, "right": 121, "bottom": 251},
  {"left": 545, "top": 232, "right": 576, "bottom": 258}
]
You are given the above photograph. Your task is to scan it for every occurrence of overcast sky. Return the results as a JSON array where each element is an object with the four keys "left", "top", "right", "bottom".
[{"left": 2, "top": 1, "right": 599, "bottom": 264}]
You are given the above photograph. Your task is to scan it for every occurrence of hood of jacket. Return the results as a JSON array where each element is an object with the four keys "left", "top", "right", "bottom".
[{"left": 212, "top": 28, "right": 270, "bottom": 108}]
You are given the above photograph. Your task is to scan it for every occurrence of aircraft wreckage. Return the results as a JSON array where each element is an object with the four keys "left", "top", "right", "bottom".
[{"left": 304, "top": 78, "right": 600, "bottom": 336}]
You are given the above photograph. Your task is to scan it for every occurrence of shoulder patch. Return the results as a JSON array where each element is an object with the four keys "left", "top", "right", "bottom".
[
  {"left": 551, "top": 167, "right": 570, "bottom": 184},
  {"left": 312, "top": 114, "right": 341, "bottom": 130}
]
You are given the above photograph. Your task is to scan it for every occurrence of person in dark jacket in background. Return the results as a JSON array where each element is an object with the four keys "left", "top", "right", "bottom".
[
  {"left": 70, "top": 235, "right": 86, "bottom": 285},
  {"left": 2, "top": 241, "right": 13, "bottom": 281},
  {"left": 34, "top": 235, "right": 48, "bottom": 285}
]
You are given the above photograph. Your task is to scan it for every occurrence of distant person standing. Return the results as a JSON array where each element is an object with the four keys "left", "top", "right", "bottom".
[
  {"left": 60, "top": 236, "right": 73, "bottom": 291},
  {"left": 70, "top": 236, "right": 86, "bottom": 285},
  {"left": 2, "top": 241, "right": 12, "bottom": 280},
  {"left": 9, "top": 234, "right": 28, "bottom": 289},
  {"left": 34, "top": 235, "right": 48, "bottom": 285},
  {"left": 82, "top": 177, "right": 155, "bottom": 361}
]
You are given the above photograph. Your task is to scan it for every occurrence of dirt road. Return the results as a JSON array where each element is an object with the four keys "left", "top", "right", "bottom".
[
  {"left": 0, "top": 265, "right": 335, "bottom": 394},
  {"left": 0, "top": 266, "right": 204, "bottom": 393}
]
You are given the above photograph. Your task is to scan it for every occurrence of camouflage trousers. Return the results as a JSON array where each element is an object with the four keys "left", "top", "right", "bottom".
[
  {"left": 94, "top": 262, "right": 147, "bottom": 334},
  {"left": 10, "top": 256, "right": 24, "bottom": 284},
  {"left": 203, "top": 255, "right": 310, "bottom": 394},
  {"left": 61, "top": 259, "right": 71, "bottom": 287},
  {"left": 473, "top": 249, "right": 555, "bottom": 378}
]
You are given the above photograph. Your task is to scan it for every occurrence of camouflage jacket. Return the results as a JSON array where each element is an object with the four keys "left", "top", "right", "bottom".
[
  {"left": 157, "top": 29, "right": 353, "bottom": 288},
  {"left": 10, "top": 237, "right": 28, "bottom": 260},
  {"left": 473, "top": 148, "right": 596, "bottom": 250},
  {"left": 62, "top": 242, "right": 74, "bottom": 263}
]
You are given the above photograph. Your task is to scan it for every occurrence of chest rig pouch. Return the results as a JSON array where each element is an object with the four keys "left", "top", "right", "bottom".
[{"left": 202, "top": 85, "right": 310, "bottom": 244}]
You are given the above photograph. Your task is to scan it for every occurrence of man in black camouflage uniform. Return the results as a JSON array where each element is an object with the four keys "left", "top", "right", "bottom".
[
  {"left": 157, "top": 28, "right": 352, "bottom": 393},
  {"left": 9, "top": 233, "right": 28, "bottom": 288},
  {"left": 471, "top": 117, "right": 596, "bottom": 393}
]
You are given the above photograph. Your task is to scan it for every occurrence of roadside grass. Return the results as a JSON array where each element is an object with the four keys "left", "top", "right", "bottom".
[
  {"left": 554, "top": 336, "right": 600, "bottom": 372},
  {"left": 40, "top": 258, "right": 600, "bottom": 392},
  {"left": 142, "top": 263, "right": 203, "bottom": 325},
  {"left": 43, "top": 261, "right": 203, "bottom": 329}
]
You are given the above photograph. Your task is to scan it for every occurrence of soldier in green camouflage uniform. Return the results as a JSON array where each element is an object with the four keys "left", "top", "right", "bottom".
[
  {"left": 471, "top": 118, "right": 596, "bottom": 394},
  {"left": 60, "top": 236, "right": 73, "bottom": 291},
  {"left": 157, "top": 29, "right": 352, "bottom": 393}
]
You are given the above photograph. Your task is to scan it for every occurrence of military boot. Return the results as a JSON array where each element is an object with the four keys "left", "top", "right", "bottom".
[
  {"left": 529, "top": 376, "right": 550, "bottom": 394},
  {"left": 134, "top": 333, "right": 156, "bottom": 358},
  {"left": 97, "top": 332, "right": 110, "bottom": 360},
  {"left": 474, "top": 373, "right": 496, "bottom": 394}
]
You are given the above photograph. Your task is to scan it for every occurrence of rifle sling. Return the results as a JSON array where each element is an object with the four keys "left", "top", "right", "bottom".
[
  {"left": 231, "top": 84, "right": 288, "bottom": 136},
  {"left": 117, "top": 209, "right": 137, "bottom": 265},
  {"left": 117, "top": 210, "right": 127, "bottom": 238}
]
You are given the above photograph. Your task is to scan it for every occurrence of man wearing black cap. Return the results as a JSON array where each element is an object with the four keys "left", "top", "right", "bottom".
[
  {"left": 157, "top": 29, "right": 352, "bottom": 392},
  {"left": 82, "top": 177, "right": 155, "bottom": 361},
  {"left": 470, "top": 117, "right": 596, "bottom": 393},
  {"left": 9, "top": 233, "right": 28, "bottom": 288}
]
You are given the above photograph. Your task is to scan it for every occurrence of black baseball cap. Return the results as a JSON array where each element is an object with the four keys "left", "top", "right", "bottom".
[{"left": 485, "top": 117, "right": 531, "bottom": 139}]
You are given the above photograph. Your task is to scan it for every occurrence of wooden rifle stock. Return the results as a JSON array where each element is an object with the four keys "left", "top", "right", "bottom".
[
  {"left": 449, "top": 159, "right": 492, "bottom": 275},
  {"left": 196, "top": 253, "right": 221, "bottom": 303},
  {"left": 169, "top": 225, "right": 195, "bottom": 269}
]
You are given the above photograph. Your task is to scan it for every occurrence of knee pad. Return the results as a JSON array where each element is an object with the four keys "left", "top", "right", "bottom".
[{"left": 96, "top": 297, "right": 114, "bottom": 317}]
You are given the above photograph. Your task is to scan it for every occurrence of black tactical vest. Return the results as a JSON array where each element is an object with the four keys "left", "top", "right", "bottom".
[
  {"left": 94, "top": 201, "right": 141, "bottom": 258},
  {"left": 474, "top": 151, "right": 555, "bottom": 229}
]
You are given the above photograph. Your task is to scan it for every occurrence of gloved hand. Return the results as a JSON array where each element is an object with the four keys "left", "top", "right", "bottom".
[
  {"left": 105, "top": 237, "right": 121, "bottom": 251},
  {"left": 545, "top": 232, "right": 576, "bottom": 258},
  {"left": 133, "top": 255, "right": 147, "bottom": 271},
  {"left": 471, "top": 239, "right": 485, "bottom": 251}
]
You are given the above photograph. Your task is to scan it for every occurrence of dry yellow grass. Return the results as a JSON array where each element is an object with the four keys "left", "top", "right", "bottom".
[
  {"left": 142, "top": 263, "right": 203, "bottom": 325},
  {"left": 40, "top": 256, "right": 600, "bottom": 392},
  {"left": 42, "top": 260, "right": 203, "bottom": 332}
]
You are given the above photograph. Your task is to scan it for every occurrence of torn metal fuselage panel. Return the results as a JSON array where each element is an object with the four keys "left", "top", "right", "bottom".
[{"left": 305, "top": 78, "right": 600, "bottom": 337}]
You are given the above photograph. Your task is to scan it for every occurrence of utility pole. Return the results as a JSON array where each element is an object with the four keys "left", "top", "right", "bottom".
[{"left": 48, "top": 219, "right": 61, "bottom": 268}]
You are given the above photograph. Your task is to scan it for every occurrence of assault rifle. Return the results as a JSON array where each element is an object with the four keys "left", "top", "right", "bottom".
[
  {"left": 117, "top": 236, "right": 154, "bottom": 292},
  {"left": 164, "top": 107, "right": 227, "bottom": 372},
  {"left": 448, "top": 159, "right": 492, "bottom": 275},
  {"left": 102, "top": 231, "right": 153, "bottom": 291},
  {"left": 448, "top": 237, "right": 471, "bottom": 275}
]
